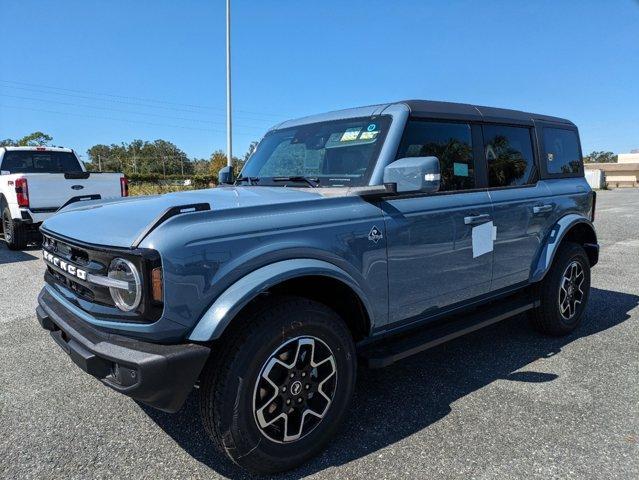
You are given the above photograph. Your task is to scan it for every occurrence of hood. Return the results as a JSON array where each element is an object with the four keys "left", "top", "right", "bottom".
[{"left": 42, "top": 186, "right": 326, "bottom": 248}]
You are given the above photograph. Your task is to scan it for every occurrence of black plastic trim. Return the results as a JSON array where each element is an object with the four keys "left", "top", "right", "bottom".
[
  {"left": 64, "top": 172, "right": 91, "bottom": 179},
  {"left": 359, "top": 292, "right": 539, "bottom": 368},
  {"left": 59, "top": 194, "right": 101, "bottom": 210},
  {"left": 37, "top": 289, "right": 210, "bottom": 412}
]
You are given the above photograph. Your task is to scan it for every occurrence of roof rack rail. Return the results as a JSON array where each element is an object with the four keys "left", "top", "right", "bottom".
[{"left": 131, "top": 203, "right": 210, "bottom": 248}]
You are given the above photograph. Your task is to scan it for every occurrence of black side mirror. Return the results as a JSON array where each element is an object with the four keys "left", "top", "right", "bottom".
[{"left": 218, "top": 165, "right": 235, "bottom": 185}]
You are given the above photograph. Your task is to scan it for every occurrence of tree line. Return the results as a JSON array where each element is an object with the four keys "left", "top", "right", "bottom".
[{"left": 0, "top": 132, "right": 259, "bottom": 176}]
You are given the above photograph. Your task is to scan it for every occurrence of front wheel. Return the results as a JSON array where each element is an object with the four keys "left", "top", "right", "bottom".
[
  {"left": 531, "top": 242, "right": 591, "bottom": 336},
  {"left": 199, "top": 296, "right": 356, "bottom": 474}
]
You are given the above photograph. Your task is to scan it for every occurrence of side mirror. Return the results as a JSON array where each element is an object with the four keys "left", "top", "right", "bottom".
[
  {"left": 218, "top": 165, "right": 235, "bottom": 185},
  {"left": 383, "top": 156, "right": 440, "bottom": 194}
]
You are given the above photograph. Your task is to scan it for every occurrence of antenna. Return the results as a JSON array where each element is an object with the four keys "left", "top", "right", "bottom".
[{"left": 226, "top": 0, "right": 233, "bottom": 167}]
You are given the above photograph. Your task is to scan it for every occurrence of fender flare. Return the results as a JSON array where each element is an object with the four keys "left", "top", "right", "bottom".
[
  {"left": 188, "top": 258, "right": 375, "bottom": 342},
  {"left": 530, "top": 214, "right": 598, "bottom": 283}
]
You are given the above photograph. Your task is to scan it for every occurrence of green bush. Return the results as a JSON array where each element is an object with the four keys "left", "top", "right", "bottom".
[{"left": 126, "top": 173, "right": 217, "bottom": 188}]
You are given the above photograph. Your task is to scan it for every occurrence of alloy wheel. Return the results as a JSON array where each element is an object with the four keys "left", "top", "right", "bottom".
[
  {"left": 253, "top": 336, "right": 337, "bottom": 443},
  {"left": 2, "top": 212, "right": 11, "bottom": 242},
  {"left": 559, "top": 260, "right": 585, "bottom": 320}
]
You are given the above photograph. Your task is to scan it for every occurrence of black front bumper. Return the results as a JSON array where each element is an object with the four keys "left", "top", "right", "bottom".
[{"left": 37, "top": 289, "right": 210, "bottom": 413}]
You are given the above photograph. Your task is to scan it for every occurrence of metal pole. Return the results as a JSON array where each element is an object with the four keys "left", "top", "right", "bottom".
[{"left": 226, "top": 0, "right": 233, "bottom": 167}]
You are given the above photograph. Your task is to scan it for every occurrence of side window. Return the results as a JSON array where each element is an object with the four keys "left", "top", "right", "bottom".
[
  {"left": 483, "top": 125, "right": 535, "bottom": 188},
  {"left": 396, "top": 120, "right": 475, "bottom": 191},
  {"left": 543, "top": 128, "right": 582, "bottom": 175}
]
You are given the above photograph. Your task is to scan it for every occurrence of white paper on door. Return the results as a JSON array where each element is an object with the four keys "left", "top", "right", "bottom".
[{"left": 472, "top": 221, "right": 495, "bottom": 258}]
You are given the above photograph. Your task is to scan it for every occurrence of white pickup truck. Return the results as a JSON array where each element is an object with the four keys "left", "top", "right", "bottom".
[{"left": 0, "top": 146, "right": 127, "bottom": 250}]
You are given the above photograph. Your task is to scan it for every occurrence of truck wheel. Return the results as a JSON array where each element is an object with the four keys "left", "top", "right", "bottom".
[
  {"left": 531, "top": 242, "right": 591, "bottom": 336},
  {"left": 2, "top": 208, "right": 28, "bottom": 250},
  {"left": 199, "top": 296, "right": 356, "bottom": 474}
]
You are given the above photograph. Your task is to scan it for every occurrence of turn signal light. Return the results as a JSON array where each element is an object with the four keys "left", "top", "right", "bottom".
[{"left": 151, "top": 267, "right": 163, "bottom": 303}]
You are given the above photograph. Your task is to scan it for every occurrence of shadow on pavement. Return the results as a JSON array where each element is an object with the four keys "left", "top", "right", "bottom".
[
  {"left": 141, "top": 287, "right": 638, "bottom": 479},
  {"left": 0, "top": 242, "right": 41, "bottom": 265}
]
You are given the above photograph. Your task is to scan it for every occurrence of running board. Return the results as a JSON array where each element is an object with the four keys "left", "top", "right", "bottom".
[{"left": 360, "top": 296, "right": 539, "bottom": 369}]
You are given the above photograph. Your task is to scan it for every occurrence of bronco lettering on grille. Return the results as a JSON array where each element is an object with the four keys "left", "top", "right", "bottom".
[{"left": 43, "top": 250, "right": 87, "bottom": 281}]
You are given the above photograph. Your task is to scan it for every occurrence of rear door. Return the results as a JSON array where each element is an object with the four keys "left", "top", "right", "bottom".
[
  {"left": 482, "top": 124, "right": 553, "bottom": 291},
  {"left": 383, "top": 120, "right": 493, "bottom": 326}
]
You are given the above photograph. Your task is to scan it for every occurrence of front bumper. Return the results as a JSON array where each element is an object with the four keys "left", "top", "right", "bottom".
[{"left": 37, "top": 288, "right": 210, "bottom": 413}]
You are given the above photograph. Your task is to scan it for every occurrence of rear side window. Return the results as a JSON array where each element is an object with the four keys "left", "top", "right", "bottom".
[
  {"left": 483, "top": 125, "right": 535, "bottom": 188},
  {"left": 396, "top": 120, "right": 475, "bottom": 191},
  {"left": 543, "top": 128, "right": 582, "bottom": 175},
  {"left": 0, "top": 151, "right": 83, "bottom": 174}
]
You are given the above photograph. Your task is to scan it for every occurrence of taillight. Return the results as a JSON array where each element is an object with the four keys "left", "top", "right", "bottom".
[
  {"left": 120, "top": 177, "right": 129, "bottom": 197},
  {"left": 591, "top": 190, "right": 597, "bottom": 222},
  {"left": 15, "top": 178, "right": 29, "bottom": 208}
]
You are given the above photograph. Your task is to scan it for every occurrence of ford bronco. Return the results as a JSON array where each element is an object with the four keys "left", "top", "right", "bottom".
[{"left": 36, "top": 100, "right": 598, "bottom": 474}]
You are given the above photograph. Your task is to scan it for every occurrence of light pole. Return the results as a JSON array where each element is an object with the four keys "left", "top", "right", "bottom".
[{"left": 226, "top": 0, "right": 233, "bottom": 167}]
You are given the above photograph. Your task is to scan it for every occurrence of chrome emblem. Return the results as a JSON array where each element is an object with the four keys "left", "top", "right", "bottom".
[
  {"left": 368, "top": 226, "right": 383, "bottom": 244},
  {"left": 290, "top": 381, "right": 302, "bottom": 396},
  {"left": 71, "top": 185, "right": 84, "bottom": 190}
]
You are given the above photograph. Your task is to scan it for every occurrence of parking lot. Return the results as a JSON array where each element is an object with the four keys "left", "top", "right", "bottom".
[{"left": 0, "top": 189, "right": 637, "bottom": 480}]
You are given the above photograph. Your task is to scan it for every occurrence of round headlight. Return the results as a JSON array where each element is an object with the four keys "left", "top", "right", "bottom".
[{"left": 108, "top": 258, "right": 142, "bottom": 312}]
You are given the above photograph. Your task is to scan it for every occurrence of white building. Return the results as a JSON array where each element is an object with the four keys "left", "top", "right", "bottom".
[{"left": 617, "top": 152, "right": 639, "bottom": 164}]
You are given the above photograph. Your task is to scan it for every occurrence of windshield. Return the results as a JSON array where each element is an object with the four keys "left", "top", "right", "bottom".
[
  {"left": 0, "top": 150, "right": 83, "bottom": 174},
  {"left": 240, "top": 116, "right": 391, "bottom": 187}
]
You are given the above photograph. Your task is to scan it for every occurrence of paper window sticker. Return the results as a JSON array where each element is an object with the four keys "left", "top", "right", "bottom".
[
  {"left": 341, "top": 128, "right": 361, "bottom": 142},
  {"left": 359, "top": 130, "right": 379, "bottom": 140},
  {"left": 472, "top": 221, "right": 494, "bottom": 258},
  {"left": 492, "top": 225, "right": 497, "bottom": 241},
  {"left": 453, "top": 162, "right": 469, "bottom": 177}
]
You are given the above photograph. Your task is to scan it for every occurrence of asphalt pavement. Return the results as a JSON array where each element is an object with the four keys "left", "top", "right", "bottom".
[{"left": 1, "top": 189, "right": 638, "bottom": 479}]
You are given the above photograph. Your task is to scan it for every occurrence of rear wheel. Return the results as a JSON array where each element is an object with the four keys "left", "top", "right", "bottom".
[
  {"left": 199, "top": 296, "right": 356, "bottom": 474},
  {"left": 531, "top": 242, "right": 591, "bottom": 336},
  {"left": 2, "top": 207, "right": 28, "bottom": 250}
]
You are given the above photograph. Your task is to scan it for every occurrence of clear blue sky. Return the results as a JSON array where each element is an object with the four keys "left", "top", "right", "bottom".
[{"left": 1, "top": 0, "right": 637, "bottom": 161}]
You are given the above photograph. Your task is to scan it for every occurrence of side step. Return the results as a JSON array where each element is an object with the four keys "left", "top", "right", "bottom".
[{"left": 359, "top": 296, "right": 539, "bottom": 369}]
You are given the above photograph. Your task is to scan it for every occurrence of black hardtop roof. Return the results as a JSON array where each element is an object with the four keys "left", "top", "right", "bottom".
[{"left": 399, "top": 99, "right": 575, "bottom": 126}]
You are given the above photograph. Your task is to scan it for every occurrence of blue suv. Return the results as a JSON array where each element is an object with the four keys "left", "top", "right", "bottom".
[{"left": 36, "top": 100, "right": 598, "bottom": 473}]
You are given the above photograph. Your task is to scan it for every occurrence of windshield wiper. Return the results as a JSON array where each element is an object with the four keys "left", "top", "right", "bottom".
[
  {"left": 272, "top": 176, "right": 320, "bottom": 188},
  {"left": 234, "top": 176, "right": 260, "bottom": 186}
]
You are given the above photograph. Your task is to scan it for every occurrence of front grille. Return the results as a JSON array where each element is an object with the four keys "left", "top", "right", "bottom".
[
  {"left": 48, "top": 268, "right": 95, "bottom": 301},
  {"left": 43, "top": 235, "right": 90, "bottom": 266},
  {"left": 41, "top": 231, "right": 163, "bottom": 324}
]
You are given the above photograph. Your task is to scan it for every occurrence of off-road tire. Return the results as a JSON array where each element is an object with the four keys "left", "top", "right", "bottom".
[
  {"left": 530, "top": 242, "right": 591, "bottom": 336},
  {"left": 2, "top": 207, "right": 28, "bottom": 250},
  {"left": 199, "top": 296, "right": 357, "bottom": 474}
]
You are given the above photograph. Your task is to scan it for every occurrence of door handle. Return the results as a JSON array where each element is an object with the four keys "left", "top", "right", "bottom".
[
  {"left": 464, "top": 214, "right": 491, "bottom": 225},
  {"left": 533, "top": 204, "right": 553, "bottom": 214}
]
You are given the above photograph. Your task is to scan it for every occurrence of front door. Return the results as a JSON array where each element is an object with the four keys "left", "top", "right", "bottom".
[{"left": 383, "top": 120, "right": 493, "bottom": 327}]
